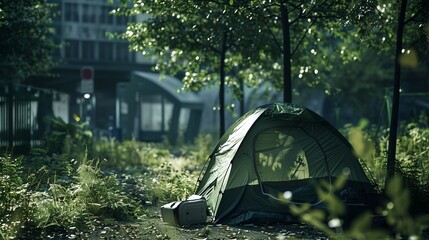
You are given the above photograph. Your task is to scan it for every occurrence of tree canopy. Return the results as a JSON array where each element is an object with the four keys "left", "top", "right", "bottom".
[
  {"left": 115, "top": 0, "right": 280, "bottom": 134},
  {"left": 0, "top": 0, "right": 56, "bottom": 82},
  {"left": 114, "top": 0, "right": 428, "bottom": 139}
]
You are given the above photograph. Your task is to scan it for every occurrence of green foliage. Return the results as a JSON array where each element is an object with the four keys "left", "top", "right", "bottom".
[
  {"left": 179, "top": 134, "right": 216, "bottom": 165},
  {"left": 43, "top": 116, "right": 93, "bottom": 160},
  {"left": 22, "top": 149, "right": 73, "bottom": 189},
  {"left": 396, "top": 121, "right": 429, "bottom": 185},
  {"left": 32, "top": 158, "right": 142, "bottom": 231},
  {"left": 0, "top": 155, "right": 33, "bottom": 239},
  {"left": 0, "top": 151, "right": 145, "bottom": 238},
  {"left": 394, "top": 120, "right": 429, "bottom": 213},
  {"left": 0, "top": 0, "right": 57, "bottom": 81},
  {"left": 2, "top": 124, "right": 429, "bottom": 239},
  {"left": 287, "top": 174, "right": 429, "bottom": 239},
  {"left": 91, "top": 136, "right": 212, "bottom": 205},
  {"left": 350, "top": 0, "right": 429, "bottom": 60},
  {"left": 323, "top": 50, "right": 393, "bottom": 127},
  {"left": 0, "top": 156, "right": 23, "bottom": 216},
  {"left": 92, "top": 139, "right": 171, "bottom": 169},
  {"left": 342, "top": 121, "right": 386, "bottom": 188},
  {"left": 112, "top": 0, "right": 408, "bottom": 103},
  {"left": 344, "top": 118, "right": 429, "bottom": 193},
  {"left": 143, "top": 161, "right": 197, "bottom": 204}
]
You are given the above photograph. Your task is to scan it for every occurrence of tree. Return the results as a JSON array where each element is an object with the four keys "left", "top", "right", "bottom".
[
  {"left": 0, "top": 0, "right": 56, "bottom": 153},
  {"left": 387, "top": 0, "right": 428, "bottom": 183},
  {"left": 114, "top": 0, "right": 277, "bottom": 137},
  {"left": 0, "top": 0, "right": 56, "bottom": 82},
  {"left": 235, "top": 0, "right": 372, "bottom": 103},
  {"left": 348, "top": 0, "right": 428, "bottom": 183}
]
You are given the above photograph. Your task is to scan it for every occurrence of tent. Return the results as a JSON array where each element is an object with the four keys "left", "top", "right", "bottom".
[{"left": 195, "top": 103, "right": 376, "bottom": 224}]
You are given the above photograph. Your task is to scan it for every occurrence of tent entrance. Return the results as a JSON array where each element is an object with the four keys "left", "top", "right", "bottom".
[{"left": 253, "top": 127, "right": 330, "bottom": 204}]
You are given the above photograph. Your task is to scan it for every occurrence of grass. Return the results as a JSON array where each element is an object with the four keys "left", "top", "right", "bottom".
[{"left": 1, "top": 119, "right": 429, "bottom": 239}]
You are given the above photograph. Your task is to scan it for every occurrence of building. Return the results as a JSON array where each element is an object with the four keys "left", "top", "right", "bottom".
[
  {"left": 25, "top": 0, "right": 206, "bottom": 143},
  {"left": 27, "top": 0, "right": 146, "bottom": 132}
]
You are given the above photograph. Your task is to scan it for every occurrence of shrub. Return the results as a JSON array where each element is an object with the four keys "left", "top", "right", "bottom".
[
  {"left": 31, "top": 158, "right": 143, "bottom": 233},
  {"left": 344, "top": 118, "right": 429, "bottom": 216},
  {"left": 143, "top": 161, "right": 197, "bottom": 204},
  {"left": 22, "top": 149, "right": 73, "bottom": 190},
  {"left": 179, "top": 133, "right": 216, "bottom": 166},
  {"left": 286, "top": 174, "right": 429, "bottom": 239},
  {"left": 0, "top": 155, "right": 33, "bottom": 239},
  {"left": 43, "top": 116, "right": 92, "bottom": 161},
  {"left": 1, "top": 152, "right": 144, "bottom": 239},
  {"left": 91, "top": 140, "right": 171, "bottom": 170}
]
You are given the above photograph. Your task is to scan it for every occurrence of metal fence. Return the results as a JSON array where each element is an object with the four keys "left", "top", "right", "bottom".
[{"left": 0, "top": 81, "right": 69, "bottom": 154}]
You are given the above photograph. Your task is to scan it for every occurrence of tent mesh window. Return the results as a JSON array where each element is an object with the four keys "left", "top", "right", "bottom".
[{"left": 253, "top": 127, "right": 327, "bottom": 203}]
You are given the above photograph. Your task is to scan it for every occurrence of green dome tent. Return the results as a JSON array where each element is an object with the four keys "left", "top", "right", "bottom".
[{"left": 195, "top": 103, "right": 377, "bottom": 224}]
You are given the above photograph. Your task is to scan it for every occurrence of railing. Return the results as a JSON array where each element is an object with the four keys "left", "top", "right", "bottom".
[{"left": 0, "top": 81, "right": 69, "bottom": 154}]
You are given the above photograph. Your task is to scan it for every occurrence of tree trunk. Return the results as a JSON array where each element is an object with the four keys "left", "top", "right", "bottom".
[
  {"left": 219, "top": 31, "right": 227, "bottom": 137},
  {"left": 386, "top": 0, "right": 407, "bottom": 186},
  {"left": 280, "top": 0, "right": 292, "bottom": 103},
  {"left": 240, "top": 77, "right": 245, "bottom": 116}
]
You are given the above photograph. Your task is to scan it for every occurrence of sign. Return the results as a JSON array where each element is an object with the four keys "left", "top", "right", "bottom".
[{"left": 80, "top": 66, "right": 94, "bottom": 93}]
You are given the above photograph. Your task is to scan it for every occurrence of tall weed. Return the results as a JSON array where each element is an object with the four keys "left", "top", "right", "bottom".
[
  {"left": 92, "top": 140, "right": 171, "bottom": 169},
  {"left": 345, "top": 118, "right": 429, "bottom": 214},
  {"left": 179, "top": 134, "right": 216, "bottom": 166},
  {"left": 43, "top": 116, "right": 92, "bottom": 161},
  {"left": 143, "top": 161, "right": 197, "bottom": 204},
  {"left": 285, "top": 174, "right": 429, "bottom": 239},
  {"left": 0, "top": 156, "right": 33, "bottom": 239},
  {"left": 32, "top": 157, "right": 143, "bottom": 232}
]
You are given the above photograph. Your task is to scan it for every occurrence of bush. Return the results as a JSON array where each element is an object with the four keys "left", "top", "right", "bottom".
[
  {"left": 0, "top": 155, "right": 33, "bottom": 239},
  {"left": 0, "top": 152, "right": 144, "bottom": 239},
  {"left": 142, "top": 161, "right": 197, "bottom": 204},
  {"left": 22, "top": 149, "right": 73, "bottom": 190},
  {"left": 287, "top": 174, "right": 429, "bottom": 239},
  {"left": 344, "top": 118, "right": 429, "bottom": 214},
  {"left": 31, "top": 158, "right": 143, "bottom": 231},
  {"left": 91, "top": 139, "right": 171, "bottom": 170},
  {"left": 179, "top": 133, "right": 216, "bottom": 166},
  {"left": 43, "top": 116, "right": 92, "bottom": 161}
]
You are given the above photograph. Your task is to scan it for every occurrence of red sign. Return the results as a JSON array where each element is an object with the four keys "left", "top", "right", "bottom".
[{"left": 81, "top": 66, "right": 94, "bottom": 80}]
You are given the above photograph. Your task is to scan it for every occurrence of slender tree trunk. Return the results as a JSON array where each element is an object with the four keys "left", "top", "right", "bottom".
[
  {"left": 219, "top": 31, "right": 227, "bottom": 137},
  {"left": 386, "top": 0, "right": 407, "bottom": 186},
  {"left": 280, "top": 0, "right": 292, "bottom": 103},
  {"left": 240, "top": 78, "right": 245, "bottom": 116}
]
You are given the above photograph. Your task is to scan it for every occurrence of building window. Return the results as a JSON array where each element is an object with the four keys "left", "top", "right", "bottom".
[
  {"left": 82, "top": 4, "right": 96, "bottom": 23},
  {"left": 116, "top": 42, "right": 130, "bottom": 62},
  {"left": 116, "top": 15, "right": 128, "bottom": 25},
  {"left": 64, "top": 3, "right": 79, "bottom": 22},
  {"left": 99, "top": 42, "right": 114, "bottom": 61},
  {"left": 64, "top": 40, "right": 80, "bottom": 59},
  {"left": 100, "top": 6, "right": 114, "bottom": 24},
  {"left": 82, "top": 41, "right": 95, "bottom": 60}
]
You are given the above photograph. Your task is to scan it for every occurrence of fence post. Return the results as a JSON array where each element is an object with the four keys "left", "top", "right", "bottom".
[{"left": 7, "top": 82, "right": 14, "bottom": 154}]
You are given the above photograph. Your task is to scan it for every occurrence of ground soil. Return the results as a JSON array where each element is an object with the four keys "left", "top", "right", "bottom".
[{"left": 84, "top": 207, "right": 328, "bottom": 240}]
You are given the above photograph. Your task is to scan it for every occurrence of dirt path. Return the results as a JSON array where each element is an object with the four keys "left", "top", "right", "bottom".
[{"left": 134, "top": 207, "right": 328, "bottom": 240}]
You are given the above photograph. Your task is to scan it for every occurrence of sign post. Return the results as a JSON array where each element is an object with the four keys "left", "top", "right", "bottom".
[
  {"left": 80, "top": 66, "right": 94, "bottom": 94},
  {"left": 80, "top": 66, "right": 95, "bottom": 127}
]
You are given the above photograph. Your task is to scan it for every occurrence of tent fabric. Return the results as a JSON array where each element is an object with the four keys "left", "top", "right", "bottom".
[{"left": 195, "top": 103, "right": 375, "bottom": 224}]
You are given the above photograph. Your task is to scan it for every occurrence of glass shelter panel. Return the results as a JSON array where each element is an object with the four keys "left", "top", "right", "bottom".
[
  {"left": 179, "top": 108, "right": 190, "bottom": 132},
  {"left": 140, "top": 95, "right": 173, "bottom": 132}
]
